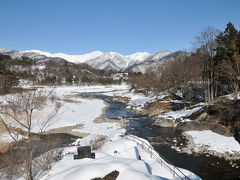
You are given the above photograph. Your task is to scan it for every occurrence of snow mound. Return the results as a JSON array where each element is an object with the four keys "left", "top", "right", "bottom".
[
  {"left": 186, "top": 130, "right": 240, "bottom": 154},
  {"left": 39, "top": 132, "right": 201, "bottom": 180}
]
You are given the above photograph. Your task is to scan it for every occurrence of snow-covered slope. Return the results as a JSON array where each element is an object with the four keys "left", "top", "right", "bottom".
[
  {"left": 145, "top": 50, "right": 172, "bottom": 62},
  {"left": 27, "top": 50, "right": 154, "bottom": 71},
  {"left": 126, "top": 52, "right": 152, "bottom": 62},
  {"left": 85, "top": 52, "right": 129, "bottom": 71},
  {"left": 0, "top": 48, "right": 67, "bottom": 65},
  {"left": 26, "top": 50, "right": 104, "bottom": 64},
  {"left": 1, "top": 48, "right": 45, "bottom": 59},
  {"left": 0, "top": 48, "right": 11, "bottom": 53},
  {"left": 85, "top": 51, "right": 173, "bottom": 71},
  {"left": 85, "top": 51, "right": 156, "bottom": 71},
  {"left": 127, "top": 51, "right": 188, "bottom": 73},
  {"left": 126, "top": 52, "right": 152, "bottom": 67}
]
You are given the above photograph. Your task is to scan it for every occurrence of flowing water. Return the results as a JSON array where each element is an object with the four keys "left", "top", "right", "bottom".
[{"left": 95, "top": 94, "right": 240, "bottom": 180}]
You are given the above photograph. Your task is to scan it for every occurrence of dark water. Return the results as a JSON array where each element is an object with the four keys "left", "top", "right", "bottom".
[
  {"left": 0, "top": 133, "right": 78, "bottom": 169},
  {"left": 95, "top": 94, "right": 240, "bottom": 180}
]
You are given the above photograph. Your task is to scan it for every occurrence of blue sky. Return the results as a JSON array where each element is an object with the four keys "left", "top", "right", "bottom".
[{"left": 0, "top": 0, "right": 240, "bottom": 55}]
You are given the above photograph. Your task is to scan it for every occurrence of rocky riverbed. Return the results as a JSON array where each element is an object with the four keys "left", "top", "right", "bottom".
[
  {"left": 112, "top": 92, "right": 240, "bottom": 162},
  {"left": 181, "top": 131, "right": 240, "bottom": 161}
]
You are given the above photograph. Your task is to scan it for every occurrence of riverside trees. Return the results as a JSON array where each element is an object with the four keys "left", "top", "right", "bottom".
[
  {"left": 0, "top": 89, "right": 62, "bottom": 180},
  {"left": 0, "top": 55, "right": 18, "bottom": 93},
  {"left": 214, "top": 23, "right": 240, "bottom": 99},
  {"left": 193, "top": 27, "right": 220, "bottom": 104},
  {"left": 128, "top": 22, "right": 240, "bottom": 103}
]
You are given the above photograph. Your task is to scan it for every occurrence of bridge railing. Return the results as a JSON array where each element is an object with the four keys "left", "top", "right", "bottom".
[{"left": 124, "top": 135, "right": 192, "bottom": 180}]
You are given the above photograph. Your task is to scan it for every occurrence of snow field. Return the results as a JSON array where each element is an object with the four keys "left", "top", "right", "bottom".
[{"left": 0, "top": 85, "right": 129, "bottom": 142}]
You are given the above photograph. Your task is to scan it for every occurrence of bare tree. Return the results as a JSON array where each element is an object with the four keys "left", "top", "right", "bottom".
[
  {"left": 0, "top": 89, "right": 61, "bottom": 139},
  {"left": 193, "top": 27, "right": 220, "bottom": 104},
  {"left": 0, "top": 88, "right": 62, "bottom": 180}
]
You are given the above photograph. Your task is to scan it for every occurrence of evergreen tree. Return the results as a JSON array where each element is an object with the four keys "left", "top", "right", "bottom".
[{"left": 215, "top": 22, "right": 240, "bottom": 98}]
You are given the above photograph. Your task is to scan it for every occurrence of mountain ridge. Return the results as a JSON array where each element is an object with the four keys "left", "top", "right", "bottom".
[{"left": 0, "top": 48, "right": 176, "bottom": 72}]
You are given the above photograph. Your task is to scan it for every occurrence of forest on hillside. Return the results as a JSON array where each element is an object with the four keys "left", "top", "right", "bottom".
[
  {"left": 129, "top": 23, "right": 240, "bottom": 103},
  {"left": 0, "top": 54, "right": 121, "bottom": 94},
  {"left": 128, "top": 23, "right": 240, "bottom": 134}
]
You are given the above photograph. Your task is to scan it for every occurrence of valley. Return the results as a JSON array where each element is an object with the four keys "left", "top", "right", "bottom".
[{"left": 0, "top": 6, "right": 240, "bottom": 179}]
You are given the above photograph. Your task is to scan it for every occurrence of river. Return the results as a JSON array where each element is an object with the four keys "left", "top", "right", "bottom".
[
  {"left": 1, "top": 91, "right": 239, "bottom": 179},
  {"left": 95, "top": 93, "right": 240, "bottom": 180}
]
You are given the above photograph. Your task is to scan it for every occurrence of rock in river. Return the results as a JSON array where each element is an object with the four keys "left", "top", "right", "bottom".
[{"left": 153, "top": 117, "right": 176, "bottom": 127}]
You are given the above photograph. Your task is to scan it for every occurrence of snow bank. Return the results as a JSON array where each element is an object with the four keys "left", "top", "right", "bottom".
[
  {"left": 185, "top": 130, "right": 240, "bottom": 154},
  {"left": 36, "top": 85, "right": 130, "bottom": 134},
  {"left": 39, "top": 132, "right": 201, "bottom": 180},
  {"left": 53, "top": 84, "right": 129, "bottom": 96},
  {"left": 33, "top": 97, "right": 106, "bottom": 132},
  {"left": 114, "top": 90, "right": 157, "bottom": 107},
  {"left": 114, "top": 90, "right": 204, "bottom": 120},
  {"left": 72, "top": 121, "right": 120, "bottom": 136},
  {"left": 160, "top": 103, "right": 205, "bottom": 120}
]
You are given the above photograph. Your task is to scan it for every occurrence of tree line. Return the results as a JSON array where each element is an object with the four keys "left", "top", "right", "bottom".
[
  {"left": 0, "top": 54, "right": 19, "bottom": 93},
  {"left": 0, "top": 54, "right": 121, "bottom": 93},
  {"left": 128, "top": 23, "right": 240, "bottom": 104}
]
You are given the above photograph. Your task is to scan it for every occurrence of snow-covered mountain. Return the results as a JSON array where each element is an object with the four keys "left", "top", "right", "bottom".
[
  {"left": 0, "top": 49, "right": 45, "bottom": 60},
  {"left": 26, "top": 50, "right": 104, "bottom": 64},
  {"left": 126, "top": 52, "right": 152, "bottom": 67},
  {"left": 0, "top": 48, "right": 175, "bottom": 72},
  {"left": 85, "top": 52, "right": 128, "bottom": 71},
  {"left": 0, "top": 48, "right": 68, "bottom": 65},
  {"left": 28, "top": 50, "right": 153, "bottom": 71},
  {"left": 145, "top": 50, "right": 172, "bottom": 62},
  {"left": 127, "top": 51, "right": 188, "bottom": 73}
]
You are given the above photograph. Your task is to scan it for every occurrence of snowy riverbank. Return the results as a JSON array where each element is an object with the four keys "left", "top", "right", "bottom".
[
  {"left": 182, "top": 130, "right": 240, "bottom": 161},
  {"left": 112, "top": 90, "right": 206, "bottom": 126},
  {"left": 37, "top": 130, "right": 201, "bottom": 180},
  {"left": 0, "top": 85, "right": 203, "bottom": 180},
  {"left": 111, "top": 89, "right": 240, "bottom": 161},
  {"left": 0, "top": 85, "right": 129, "bottom": 142}
]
